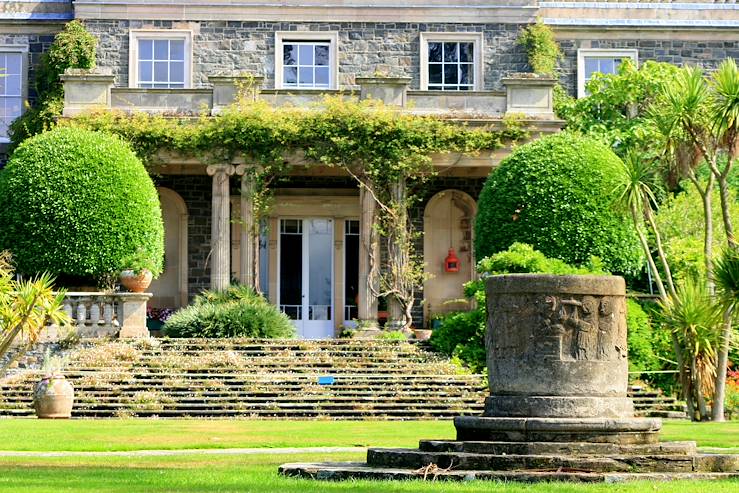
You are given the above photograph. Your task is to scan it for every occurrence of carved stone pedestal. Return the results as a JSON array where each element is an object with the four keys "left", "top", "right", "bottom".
[{"left": 280, "top": 275, "right": 739, "bottom": 482}]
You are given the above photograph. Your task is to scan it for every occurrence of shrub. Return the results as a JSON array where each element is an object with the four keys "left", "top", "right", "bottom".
[
  {"left": 475, "top": 132, "right": 642, "bottom": 275},
  {"left": 517, "top": 20, "right": 561, "bottom": 76},
  {"left": 429, "top": 309, "right": 486, "bottom": 373},
  {"left": 0, "top": 127, "right": 163, "bottom": 283},
  {"left": 163, "top": 285, "right": 296, "bottom": 338}
]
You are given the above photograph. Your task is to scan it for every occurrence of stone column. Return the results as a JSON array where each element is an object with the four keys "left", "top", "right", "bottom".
[
  {"left": 206, "top": 164, "right": 235, "bottom": 291},
  {"left": 235, "top": 164, "right": 257, "bottom": 290},
  {"left": 357, "top": 186, "right": 379, "bottom": 326}
]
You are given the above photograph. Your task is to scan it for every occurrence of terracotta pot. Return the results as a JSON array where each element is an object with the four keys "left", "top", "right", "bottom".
[
  {"left": 413, "top": 329, "right": 433, "bottom": 341},
  {"left": 120, "top": 269, "right": 153, "bottom": 293},
  {"left": 33, "top": 374, "right": 74, "bottom": 419}
]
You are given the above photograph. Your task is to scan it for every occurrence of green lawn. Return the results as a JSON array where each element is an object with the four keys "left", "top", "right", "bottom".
[
  {"left": 0, "top": 453, "right": 738, "bottom": 493},
  {"left": 0, "top": 420, "right": 737, "bottom": 492},
  {"left": 0, "top": 419, "right": 737, "bottom": 452}
]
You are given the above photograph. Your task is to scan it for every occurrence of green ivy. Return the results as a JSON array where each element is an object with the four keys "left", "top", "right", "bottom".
[
  {"left": 517, "top": 20, "right": 562, "bottom": 76},
  {"left": 9, "top": 20, "right": 97, "bottom": 149}
]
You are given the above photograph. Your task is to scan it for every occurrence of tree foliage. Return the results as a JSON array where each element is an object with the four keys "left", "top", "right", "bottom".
[
  {"left": 517, "top": 20, "right": 562, "bottom": 76},
  {"left": 0, "top": 127, "right": 164, "bottom": 284},
  {"left": 475, "top": 132, "right": 642, "bottom": 275}
]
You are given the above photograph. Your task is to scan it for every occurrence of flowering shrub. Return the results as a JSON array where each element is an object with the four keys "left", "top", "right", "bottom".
[
  {"left": 727, "top": 369, "right": 739, "bottom": 420},
  {"left": 147, "top": 307, "right": 174, "bottom": 324}
]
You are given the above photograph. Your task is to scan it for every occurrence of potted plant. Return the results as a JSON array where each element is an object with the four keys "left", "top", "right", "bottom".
[
  {"left": 33, "top": 350, "right": 74, "bottom": 419},
  {"left": 119, "top": 249, "right": 157, "bottom": 293}
]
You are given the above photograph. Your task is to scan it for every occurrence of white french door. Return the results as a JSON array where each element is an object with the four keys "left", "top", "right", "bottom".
[{"left": 278, "top": 218, "right": 334, "bottom": 339}]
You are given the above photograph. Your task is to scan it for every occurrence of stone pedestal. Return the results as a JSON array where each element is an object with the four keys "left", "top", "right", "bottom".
[
  {"left": 206, "top": 164, "right": 235, "bottom": 291},
  {"left": 117, "top": 293, "right": 152, "bottom": 338},
  {"left": 61, "top": 68, "right": 114, "bottom": 117},
  {"left": 280, "top": 274, "right": 739, "bottom": 482}
]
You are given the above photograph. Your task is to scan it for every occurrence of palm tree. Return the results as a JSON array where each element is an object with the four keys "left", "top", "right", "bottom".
[
  {"left": 659, "top": 277, "right": 723, "bottom": 420},
  {"left": 0, "top": 252, "right": 69, "bottom": 375},
  {"left": 712, "top": 248, "right": 739, "bottom": 421}
]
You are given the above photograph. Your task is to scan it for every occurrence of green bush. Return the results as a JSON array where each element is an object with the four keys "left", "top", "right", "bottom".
[
  {"left": 429, "top": 309, "right": 486, "bottom": 373},
  {"left": 475, "top": 132, "right": 642, "bottom": 275},
  {"left": 163, "top": 285, "right": 296, "bottom": 338},
  {"left": 0, "top": 127, "right": 163, "bottom": 282}
]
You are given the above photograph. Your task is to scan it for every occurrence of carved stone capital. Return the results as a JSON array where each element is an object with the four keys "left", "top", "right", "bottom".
[{"left": 206, "top": 164, "right": 236, "bottom": 177}]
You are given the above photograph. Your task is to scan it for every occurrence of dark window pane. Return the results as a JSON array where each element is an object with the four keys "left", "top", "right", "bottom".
[
  {"left": 299, "top": 44, "right": 314, "bottom": 65},
  {"left": 459, "top": 86, "right": 470, "bottom": 91},
  {"left": 428, "top": 85, "right": 442, "bottom": 90},
  {"left": 444, "top": 42, "right": 458, "bottom": 62},
  {"left": 460, "top": 64, "right": 472, "bottom": 85},
  {"left": 283, "top": 44, "right": 297, "bottom": 65},
  {"left": 169, "top": 83, "right": 185, "bottom": 89},
  {"left": 428, "top": 42, "right": 442, "bottom": 63},
  {"left": 444, "top": 64, "right": 458, "bottom": 85},
  {"left": 315, "top": 45, "right": 329, "bottom": 66},
  {"left": 283, "top": 66, "right": 297, "bottom": 85},
  {"left": 428, "top": 64, "right": 442, "bottom": 84},
  {"left": 459, "top": 42, "right": 474, "bottom": 63}
]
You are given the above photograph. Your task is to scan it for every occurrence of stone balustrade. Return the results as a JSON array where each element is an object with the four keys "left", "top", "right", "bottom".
[
  {"left": 54, "top": 292, "right": 151, "bottom": 340},
  {"left": 61, "top": 69, "right": 559, "bottom": 121}
]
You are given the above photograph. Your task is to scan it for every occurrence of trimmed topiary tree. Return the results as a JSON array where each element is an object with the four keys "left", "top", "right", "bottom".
[
  {"left": 0, "top": 127, "right": 163, "bottom": 283},
  {"left": 475, "top": 132, "right": 642, "bottom": 274}
]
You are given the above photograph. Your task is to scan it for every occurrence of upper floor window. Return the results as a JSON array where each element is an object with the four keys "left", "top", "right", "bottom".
[
  {"left": 420, "top": 33, "right": 483, "bottom": 91},
  {"left": 129, "top": 30, "right": 192, "bottom": 89},
  {"left": 275, "top": 32, "right": 338, "bottom": 90},
  {"left": 577, "top": 49, "right": 638, "bottom": 98},
  {"left": 0, "top": 49, "right": 26, "bottom": 143}
]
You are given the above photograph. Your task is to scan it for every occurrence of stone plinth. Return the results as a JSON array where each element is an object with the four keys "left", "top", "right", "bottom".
[
  {"left": 117, "top": 293, "right": 152, "bottom": 338},
  {"left": 502, "top": 75, "right": 556, "bottom": 119},
  {"left": 484, "top": 274, "right": 631, "bottom": 419},
  {"left": 280, "top": 274, "right": 739, "bottom": 482}
]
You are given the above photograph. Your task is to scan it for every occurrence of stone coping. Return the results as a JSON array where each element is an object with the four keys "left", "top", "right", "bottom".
[{"left": 485, "top": 274, "right": 626, "bottom": 296}]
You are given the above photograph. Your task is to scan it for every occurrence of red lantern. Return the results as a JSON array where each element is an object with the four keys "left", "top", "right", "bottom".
[{"left": 444, "top": 248, "right": 460, "bottom": 273}]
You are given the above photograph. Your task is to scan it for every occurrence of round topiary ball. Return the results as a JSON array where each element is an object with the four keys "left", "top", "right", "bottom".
[
  {"left": 475, "top": 132, "right": 641, "bottom": 274},
  {"left": 0, "top": 127, "right": 164, "bottom": 282}
]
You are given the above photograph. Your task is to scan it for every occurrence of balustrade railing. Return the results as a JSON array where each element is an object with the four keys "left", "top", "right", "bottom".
[{"left": 51, "top": 291, "right": 152, "bottom": 339}]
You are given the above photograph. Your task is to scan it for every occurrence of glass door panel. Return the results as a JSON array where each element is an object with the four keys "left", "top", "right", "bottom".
[{"left": 279, "top": 219, "right": 303, "bottom": 322}]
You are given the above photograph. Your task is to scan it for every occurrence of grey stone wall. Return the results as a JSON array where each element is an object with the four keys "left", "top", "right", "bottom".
[
  {"left": 155, "top": 175, "right": 212, "bottom": 300},
  {"left": 558, "top": 38, "right": 739, "bottom": 95},
  {"left": 84, "top": 20, "right": 527, "bottom": 90}
]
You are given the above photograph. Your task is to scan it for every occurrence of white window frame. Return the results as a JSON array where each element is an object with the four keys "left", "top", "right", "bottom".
[
  {"left": 577, "top": 48, "right": 638, "bottom": 98},
  {"left": 0, "top": 46, "right": 28, "bottom": 144},
  {"left": 275, "top": 31, "right": 339, "bottom": 90},
  {"left": 419, "top": 32, "right": 483, "bottom": 91},
  {"left": 129, "top": 30, "right": 193, "bottom": 89}
]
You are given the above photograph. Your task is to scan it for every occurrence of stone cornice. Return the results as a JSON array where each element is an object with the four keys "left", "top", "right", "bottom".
[{"left": 72, "top": 1, "right": 537, "bottom": 23}]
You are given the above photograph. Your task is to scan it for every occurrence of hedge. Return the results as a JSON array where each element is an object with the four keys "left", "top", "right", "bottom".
[
  {"left": 0, "top": 127, "right": 164, "bottom": 282},
  {"left": 475, "top": 132, "right": 642, "bottom": 275}
]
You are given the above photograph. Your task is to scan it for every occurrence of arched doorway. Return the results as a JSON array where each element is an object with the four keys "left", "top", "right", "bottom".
[
  {"left": 149, "top": 187, "right": 188, "bottom": 309},
  {"left": 423, "top": 190, "right": 477, "bottom": 324}
]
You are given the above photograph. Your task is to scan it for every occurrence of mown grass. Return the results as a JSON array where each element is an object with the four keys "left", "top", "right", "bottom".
[
  {"left": 0, "top": 419, "right": 737, "bottom": 452},
  {"left": 0, "top": 453, "right": 737, "bottom": 493}
]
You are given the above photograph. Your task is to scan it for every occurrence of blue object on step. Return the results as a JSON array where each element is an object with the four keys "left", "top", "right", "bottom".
[{"left": 318, "top": 376, "right": 335, "bottom": 385}]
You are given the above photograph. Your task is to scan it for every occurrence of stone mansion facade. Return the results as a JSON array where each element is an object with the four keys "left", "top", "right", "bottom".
[{"left": 1, "top": 0, "right": 738, "bottom": 337}]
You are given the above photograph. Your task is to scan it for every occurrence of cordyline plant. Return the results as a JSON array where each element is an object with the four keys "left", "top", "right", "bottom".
[
  {"left": 648, "top": 59, "right": 739, "bottom": 421},
  {"left": 0, "top": 252, "right": 70, "bottom": 375}
]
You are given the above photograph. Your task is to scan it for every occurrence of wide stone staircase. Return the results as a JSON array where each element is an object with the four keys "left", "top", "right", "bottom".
[
  {"left": 0, "top": 339, "right": 487, "bottom": 419},
  {"left": 0, "top": 339, "right": 687, "bottom": 419}
]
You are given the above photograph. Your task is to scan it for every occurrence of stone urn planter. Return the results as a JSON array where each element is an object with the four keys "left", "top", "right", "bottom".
[
  {"left": 120, "top": 269, "right": 153, "bottom": 293},
  {"left": 33, "top": 373, "right": 74, "bottom": 419},
  {"left": 413, "top": 329, "right": 432, "bottom": 341}
]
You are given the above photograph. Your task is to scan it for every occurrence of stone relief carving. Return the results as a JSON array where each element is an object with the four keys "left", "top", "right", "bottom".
[{"left": 490, "top": 293, "right": 626, "bottom": 362}]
